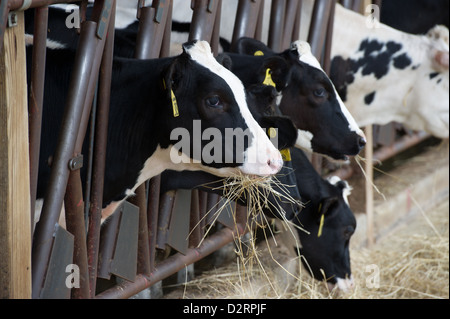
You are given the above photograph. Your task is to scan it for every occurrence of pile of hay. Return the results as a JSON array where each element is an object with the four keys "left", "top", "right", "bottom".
[{"left": 166, "top": 196, "right": 449, "bottom": 299}]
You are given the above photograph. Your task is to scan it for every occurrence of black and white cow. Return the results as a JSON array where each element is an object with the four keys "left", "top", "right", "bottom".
[
  {"left": 228, "top": 38, "right": 367, "bottom": 160},
  {"left": 160, "top": 84, "right": 301, "bottom": 221},
  {"left": 288, "top": 148, "right": 356, "bottom": 292},
  {"left": 31, "top": 40, "right": 285, "bottom": 220},
  {"left": 330, "top": 4, "right": 449, "bottom": 138}
]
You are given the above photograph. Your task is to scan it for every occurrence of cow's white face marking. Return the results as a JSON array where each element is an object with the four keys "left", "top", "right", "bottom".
[
  {"left": 291, "top": 40, "right": 365, "bottom": 140},
  {"left": 185, "top": 41, "right": 283, "bottom": 176},
  {"left": 295, "top": 129, "right": 314, "bottom": 153}
]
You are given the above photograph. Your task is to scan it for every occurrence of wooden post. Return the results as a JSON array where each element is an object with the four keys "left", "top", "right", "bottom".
[
  {"left": 365, "top": 125, "right": 375, "bottom": 248},
  {"left": 0, "top": 11, "right": 32, "bottom": 299}
]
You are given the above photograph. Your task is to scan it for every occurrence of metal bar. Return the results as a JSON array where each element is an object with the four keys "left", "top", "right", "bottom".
[
  {"left": 31, "top": 21, "right": 98, "bottom": 299},
  {"left": 189, "top": 190, "right": 201, "bottom": 248},
  {"left": 322, "top": 0, "right": 336, "bottom": 74},
  {"left": 189, "top": 0, "right": 219, "bottom": 42},
  {"left": 147, "top": 175, "right": 161, "bottom": 272},
  {"left": 28, "top": 6, "right": 48, "bottom": 233},
  {"left": 156, "top": 191, "right": 176, "bottom": 249},
  {"left": 232, "top": 0, "right": 263, "bottom": 46},
  {"left": 308, "top": 0, "right": 333, "bottom": 58},
  {"left": 210, "top": 0, "right": 221, "bottom": 55},
  {"left": 281, "top": 0, "right": 300, "bottom": 50},
  {"left": 96, "top": 223, "right": 246, "bottom": 299},
  {"left": 31, "top": 0, "right": 113, "bottom": 298},
  {"left": 9, "top": 0, "right": 80, "bottom": 11},
  {"left": 87, "top": 1, "right": 116, "bottom": 296},
  {"left": 292, "top": 0, "right": 302, "bottom": 42},
  {"left": 268, "top": 0, "right": 286, "bottom": 51}
]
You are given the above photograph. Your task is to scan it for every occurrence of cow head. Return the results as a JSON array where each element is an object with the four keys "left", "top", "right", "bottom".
[
  {"left": 162, "top": 41, "right": 284, "bottom": 177},
  {"left": 407, "top": 25, "right": 449, "bottom": 138},
  {"left": 232, "top": 38, "right": 366, "bottom": 160},
  {"left": 292, "top": 176, "right": 356, "bottom": 292}
]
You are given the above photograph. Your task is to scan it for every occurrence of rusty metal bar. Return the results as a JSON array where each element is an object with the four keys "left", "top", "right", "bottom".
[
  {"left": 147, "top": 176, "right": 161, "bottom": 272},
  {"left": 31, "top": 21, "right": 98, "bottom": 299},
  {"left": 86, "top": 2, "right": 115, "bottom": 297},
  {"left": 97, "top": 209, "right": 121, "bottom": 280},
  {"left": 28, "top": 6, "right": 48, "bottom": 233},
  {"left": 31, "top": 0, "right": 113, "bottom": 298},
  {"left": 9, "top": 0, "right": 80, "bottom": 11},
  {"left": 96, "top": 222, "right": 246, "bottom": 299},
  {"left": 189, "top": 190, "right": 201, "bottom": 248},
  {"left": 156, "top": 190, "right": 176, "bottom": 250}
]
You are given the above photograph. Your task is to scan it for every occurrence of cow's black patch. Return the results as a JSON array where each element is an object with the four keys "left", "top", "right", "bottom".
[
  {"left": 331, "top": 39, "right": 413, "bottom": 102},
  {"left": 393, "top": 53, "right": 412, "bottom": 69},
  {"left": 364, "top": 91, "right": 376, "bottom": 105},
  {"left": 429, "top": 72, "right": 440, "bottom": 80}
]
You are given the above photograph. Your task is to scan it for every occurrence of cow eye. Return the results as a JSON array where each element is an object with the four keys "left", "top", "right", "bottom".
[
  {"left": 205, "top": 96, "right": 223, "bottom": 109},
  {"left": 343, "top": 226, "right": 355, "bottom": 240},
  {"left": 314, "top": 88, "right": 327, "bottom": 98}
]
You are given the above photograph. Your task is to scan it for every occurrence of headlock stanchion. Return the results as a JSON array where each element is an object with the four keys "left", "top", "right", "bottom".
[{"left": 31, "top": 0, "right": 114, "bottom": 299}]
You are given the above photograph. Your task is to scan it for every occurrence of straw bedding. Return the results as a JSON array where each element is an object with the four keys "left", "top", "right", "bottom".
[{"left": 166, "top": 195, "right": 448, "bottom": 299}]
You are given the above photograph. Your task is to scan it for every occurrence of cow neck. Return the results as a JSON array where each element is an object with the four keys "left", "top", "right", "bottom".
[{"left": 108, "top": 56, "right": 175, "bottom": 171}]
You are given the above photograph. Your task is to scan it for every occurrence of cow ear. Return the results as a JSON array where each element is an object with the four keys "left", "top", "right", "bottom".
[
  {"left": 164, "top": 58, "right": 184, "bottom": 93},
  {"left": 434, "top": 50, "right": 449, "bottom": 71},
  {"left": 258, "top": 116, "right": 298, "bottom": 150},
  {"left": 216, "top": 53, "right": 233, "bottom": 71},
  {"left": 318, "top": 197, "right": 339, "bottom": 218},
  {"left": 232, "top": 37, "right": 275, "bottom": 56},
  {"left": 260, "top": 56, "right": 291, "bottom": 91}
]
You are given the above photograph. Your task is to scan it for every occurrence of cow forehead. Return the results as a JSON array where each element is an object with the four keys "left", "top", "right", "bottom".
[{"left": 291, "top": 40, "right": 324, "bottom": 71}]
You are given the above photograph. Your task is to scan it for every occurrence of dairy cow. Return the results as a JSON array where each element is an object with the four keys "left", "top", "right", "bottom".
[
  {"left": 229, "top": 38, "right": 367, "bottom": 160},
  {"left": 32, "top": 40, "right": 284, "bottom": 220},
  {"left": 288, "top": 148, "right": 356, "bottom": 292},
  {"left": 330, "top": 4, "right": 449, "bottom": 138},
  {"left": 160, "top": 84, "right": 302, "bottom": 221}
]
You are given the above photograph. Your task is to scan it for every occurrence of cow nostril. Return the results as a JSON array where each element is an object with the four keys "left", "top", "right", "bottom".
[
  {"left": 267, "top": 158, "right": 283, "bottom": 172},
  {"left": 358, "top": 136, "right": 367, "bottom": 149}
]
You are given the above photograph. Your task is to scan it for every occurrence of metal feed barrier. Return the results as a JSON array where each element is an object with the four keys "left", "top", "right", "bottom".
[{"left": 0, "top": 0, "right": 431, "bottom": 299}]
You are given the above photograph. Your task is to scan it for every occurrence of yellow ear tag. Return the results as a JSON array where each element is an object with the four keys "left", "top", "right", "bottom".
[
  {"left": 163, "top": 79, "right": 180, "bottom": 118},
  {"left": 318, "top": 213, "right": 325, "bottom": 238},
  {"left": 254, "top": 50, "right": 264, "bottom": 56},
  {"left": 268, "top": 127, "right": 277, "bottom": 139},
  {"left": 263, "top": 68, "right": 276, "bottom": 88},
  {"left": 170, "top": 89, "right": 180, "bottom": 118},
  {"left": 280, "top": 149, "right": 292, "bottom": 162}
]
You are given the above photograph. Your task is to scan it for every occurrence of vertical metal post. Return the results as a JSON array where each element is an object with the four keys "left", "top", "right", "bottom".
[
  {"left": 32, "top": 0, "right": 113, "bottom": 299},
  {"left": 268, "top": 0, "right": 286, "bottom": 51},
  {"left": 29, "top": 6, "right": 48, "bottom": 232},
  {"left": 87, "top": 0, "right": 116, "bottom": 297},
  {"left": 232, "top": 0, "right": 263, "bottom": 45},
  {"left": 308, "top": 0, "right": 333, "bottom": 58}
]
